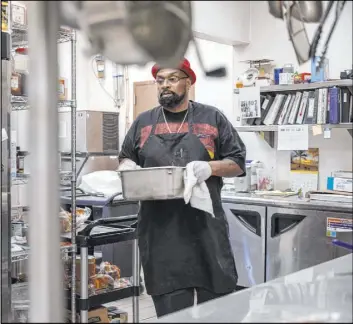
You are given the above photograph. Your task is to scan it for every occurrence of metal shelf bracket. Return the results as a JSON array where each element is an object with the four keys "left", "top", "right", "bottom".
[
  {"left": 259, "top": 131, "right": 275, "bottom": 148},
  {"left": 347, "top": 85, "right": 352, "bottom": 96}
]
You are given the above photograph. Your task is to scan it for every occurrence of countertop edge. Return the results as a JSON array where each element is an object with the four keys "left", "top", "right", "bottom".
[{"left": 221, "top": 194, "right": 353, "bottom": 213}]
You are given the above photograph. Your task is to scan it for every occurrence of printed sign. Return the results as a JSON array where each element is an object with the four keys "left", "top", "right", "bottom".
[
  {"left": 277, "top": 125, "right": 309, "bottom": 151},
  {"left": 326, "top": 217, "right": 353, "bottom": 237},
  {"left": 239, "top": 86, "right": 261, "bottom": 119}
]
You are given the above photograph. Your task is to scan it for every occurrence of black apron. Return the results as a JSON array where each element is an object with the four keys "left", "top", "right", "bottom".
[{"left": 137, "top": 103, "right": 238, "bottom": 296}]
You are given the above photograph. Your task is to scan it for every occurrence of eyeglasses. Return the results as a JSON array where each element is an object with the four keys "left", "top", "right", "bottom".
[{"left": 155, "top": 76, "right": 188, "bottom": 85}]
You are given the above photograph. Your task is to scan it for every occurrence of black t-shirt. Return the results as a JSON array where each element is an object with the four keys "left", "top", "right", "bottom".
[
  {"left": 119, "top": 101, "right": 246, "bottom": 175},
  {"left": 160, "top": 108, "right": 188, "bottom": 124}
]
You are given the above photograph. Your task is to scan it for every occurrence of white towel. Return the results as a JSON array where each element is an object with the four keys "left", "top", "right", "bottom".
[{"left": 183, "top": 161, "right": 215, "bottom": 217}]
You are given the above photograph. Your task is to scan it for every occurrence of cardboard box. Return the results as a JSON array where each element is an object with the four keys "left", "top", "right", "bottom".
[
  {"left": 66, "top": 307, "right": 110, "bottom": 323},
  {"left": 88, "top": 307, "right": 110, "bottom": 323},
  {"left": 108, "top": 307, "right": 128, "bottom": 323}
]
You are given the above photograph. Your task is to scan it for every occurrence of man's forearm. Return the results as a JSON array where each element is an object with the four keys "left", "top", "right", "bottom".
[{"left": 209, "top": 159, "right": 244, "bottom": 178}]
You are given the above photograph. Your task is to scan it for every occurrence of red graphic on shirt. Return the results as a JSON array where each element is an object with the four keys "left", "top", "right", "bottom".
[
  {"left": 193, "top": 123, "right": 218, "bottom": 159},
  {"left": 140, "top": 123, "right": 218, "bottom": 158},
  {"left": 155, "top": 123, "right": 189, "bottom": 134},
  {"left": 198, "top": 137, "right": 215, "bottom": 156},
  {"left": 192, "top": 124, "right": 218, "bottom": 138},
  {"left": 140, "top": 125, "right": 152, "bottom": 148}
]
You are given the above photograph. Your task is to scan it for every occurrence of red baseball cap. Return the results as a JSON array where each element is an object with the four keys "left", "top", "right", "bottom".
[{"left": 151, "top": 58, "right": 196, "bottom": 85}]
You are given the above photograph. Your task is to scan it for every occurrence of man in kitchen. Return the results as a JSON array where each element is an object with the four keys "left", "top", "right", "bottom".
[{"left": 118, "top": 58, "right": 246, "bottom": 317}]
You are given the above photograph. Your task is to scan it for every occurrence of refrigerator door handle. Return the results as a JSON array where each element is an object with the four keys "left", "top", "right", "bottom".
[
  {"left": 271, "top": 213, "right": 306, "bottom": 237},
  {"left": 230, "top": 209, "right": 262, "bottom": 237}
]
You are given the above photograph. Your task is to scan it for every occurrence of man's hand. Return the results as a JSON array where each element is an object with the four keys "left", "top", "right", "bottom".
[
  {"left": 118, "top": 159, "right": 137, "bottom": 171},
  {"left": 192, "top": 161, "right": 212, "bottom": 183}
]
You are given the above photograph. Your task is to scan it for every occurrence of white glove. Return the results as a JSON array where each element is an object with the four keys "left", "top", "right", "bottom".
[
  {"left": 192, "top": 161, "right": 212, "bottom": 183},
  {"left": 118, "top": 159, "right": 137, "bottom": 171}
]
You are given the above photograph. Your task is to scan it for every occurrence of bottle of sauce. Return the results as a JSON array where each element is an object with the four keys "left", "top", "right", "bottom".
[
  {"left": 235, "top": 76, "right": 244, "bottom": 89},
  {"left": 58, "top": 64, "right": 68, "bottom": 100},
  {"left": 58, "top": 77, "right": 67, "bottom": 100},
  {"left": 11, "top": 71, "right": 21, "bottom": 96},
  {"left": 11, "top": 71, "right": 27, "bottom": 96},
  {"left": 17, "top": 150, "right": 25, "bottom": 174}
]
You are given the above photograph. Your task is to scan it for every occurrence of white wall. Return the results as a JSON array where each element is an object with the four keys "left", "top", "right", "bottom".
[
  {"left": 235, "top": 1, "right": 353, "bottom": 79},
  {"left": 234, "top": 1, "right": 353, "bottom": 190},
  {"left": 186, "top": 39, "right": 235, "bottom": 120},
  {"left": 192, "top": 1, "right": 251, "bottom": 44}
]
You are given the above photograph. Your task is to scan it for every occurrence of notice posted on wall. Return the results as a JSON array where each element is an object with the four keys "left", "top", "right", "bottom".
[
  {"left": 239, "top": 86, "right": 261, "bottom": 119},
  {"left": 326, "top": 217, "right": 353, "bottom": 238},
  {"left": 277, "top": 125, "right": 309, "bottom": 150}
]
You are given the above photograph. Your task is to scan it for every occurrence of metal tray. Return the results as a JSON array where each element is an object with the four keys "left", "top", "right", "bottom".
[{"left": 120, "top": 166, "right": 185, "bottom": 201}]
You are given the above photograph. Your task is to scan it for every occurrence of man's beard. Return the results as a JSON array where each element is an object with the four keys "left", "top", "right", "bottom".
[{"left": 158, "top": 90, "right": 186, "bottom": 109}]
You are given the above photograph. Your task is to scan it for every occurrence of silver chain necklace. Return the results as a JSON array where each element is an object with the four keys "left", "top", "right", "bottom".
[{"left": 162, "top": 108, "right": 189, "bottom": 134}]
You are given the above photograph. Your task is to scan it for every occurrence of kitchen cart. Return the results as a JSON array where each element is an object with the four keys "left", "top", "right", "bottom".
[{"left": 62, "top": 215, "right": 140, "bottom": 323}]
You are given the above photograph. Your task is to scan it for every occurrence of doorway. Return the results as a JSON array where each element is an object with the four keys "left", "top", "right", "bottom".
[{"left": 132, "top": 81, "right": 195, "bottom": 121}]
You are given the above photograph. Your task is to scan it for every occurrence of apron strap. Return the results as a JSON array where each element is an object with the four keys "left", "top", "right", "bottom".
[
  {"left": 151, "top": 106, "right": 163, "bottom": 135},
  {"left": 187, "top": 101, "right": 194, "bottom": 135}
]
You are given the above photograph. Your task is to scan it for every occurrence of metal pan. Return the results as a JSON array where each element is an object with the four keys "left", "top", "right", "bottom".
[{"left": 120, "top": 166, "right": 185, "bottom": 201}]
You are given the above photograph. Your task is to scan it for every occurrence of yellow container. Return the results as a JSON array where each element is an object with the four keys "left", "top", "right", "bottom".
[{"left": 1, "top": 1, "right": 9, "bottom": 32}]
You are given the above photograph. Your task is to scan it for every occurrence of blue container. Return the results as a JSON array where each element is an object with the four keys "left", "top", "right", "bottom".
[
  {"left": 311, "top": 56, "right": 328, "bottom": 82},
  {"left": 274, "top": 68, "right": 283, "bottom": 85}
]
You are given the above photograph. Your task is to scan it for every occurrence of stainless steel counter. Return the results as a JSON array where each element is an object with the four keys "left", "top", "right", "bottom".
[
  {"left": 222, "top": 192, "right": 353, "bottom": 213},
  {"left": 150, "top": 254, "right": 353, "bottom": 323}
]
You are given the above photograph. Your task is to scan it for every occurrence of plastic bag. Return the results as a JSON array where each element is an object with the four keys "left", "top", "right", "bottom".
[
  {"left": 99, "top": 261, "right": 121, "bottom": 280},
  {"left": 89, "top": 274, "right": 115, "bottom": 291},
  {"left": 74, "top": 207, "right": 91, "bottom": 228},
  {"left": 59, "top": 210, "right": 71, "bottom": 233},
  {"left": 75, "top": 280, "right": 96, "bottom": 296},
  {"left": 114, "top": 277, "right": 131, "bottom": 289},
  {"left": 59, "top": 207, "right": 91, "bottom": 233},
  {"left": 79, "top": 170, "right": 123, "bottom": 197}
]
